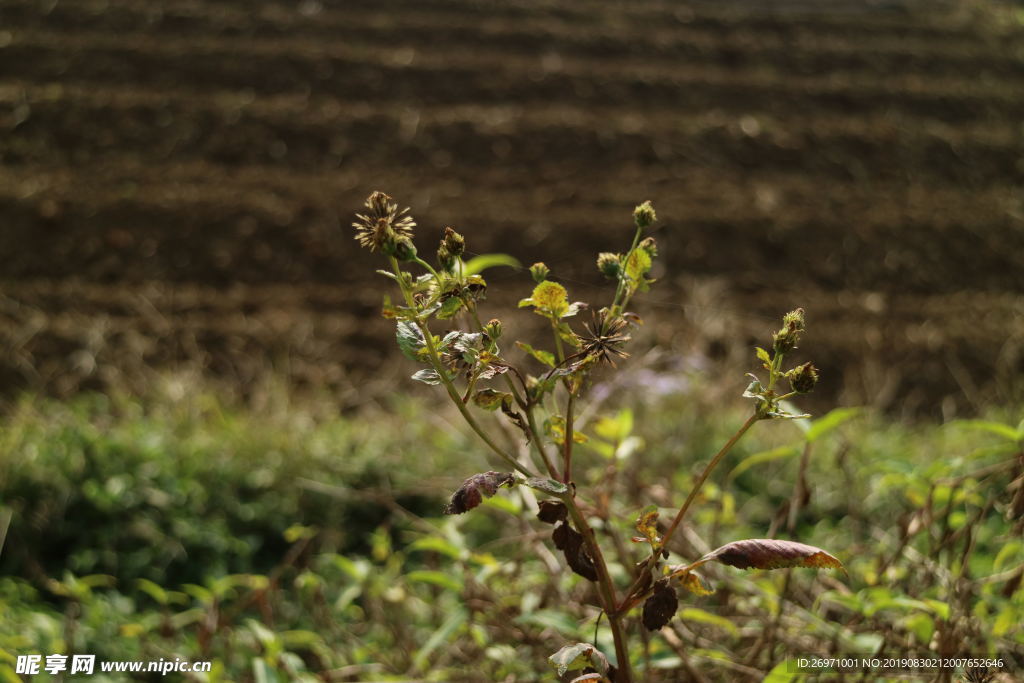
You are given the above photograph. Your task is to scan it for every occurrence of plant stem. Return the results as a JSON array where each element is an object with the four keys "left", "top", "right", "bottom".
[
  {"left": 464, "top": 301, "right": 560, "bottom": 479},
  {"left": 562, "top": 393, "right": 576, "bottom": 483},
  {"left": 390, "top": 257, "right": 533, "bottom": 478},
  {"left": 618, "top": 412, "right": 760, "bottom": 613},
  {"left": 560, "top": 494, "right": 634, "bottom": 683},
  {"left": 660, "top": 412, "right": 759, "bottom": 549},
  {"left": 525, "top": 407, "right": 561, "bottom": 480},
  {"left": 607, "top": 225, "right": 643, "bottom": 327}
]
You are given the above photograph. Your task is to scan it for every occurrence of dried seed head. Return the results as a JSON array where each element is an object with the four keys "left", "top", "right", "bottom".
[
  {"left": 441, "top": 226, "right": 465, "bottom": 256},
  {"left": 596, "top": 252, "right": 622, "bottom": 279},
  {"left": 633, "top": 200, "right": 657, "bottom": 229},
  {"left": 788, "top": 361, "right": 819, "bottom": 394},
  {"left": 530, "top": 262, "right": 550, "bottom": 283},
  {"left": 353, "top": 191, "right": 416, "bottom": 253}
]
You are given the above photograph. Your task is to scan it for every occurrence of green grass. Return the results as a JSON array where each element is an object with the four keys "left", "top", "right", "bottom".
[{"left": 0, "top": 376, "right": 1021, "bottom": 682}]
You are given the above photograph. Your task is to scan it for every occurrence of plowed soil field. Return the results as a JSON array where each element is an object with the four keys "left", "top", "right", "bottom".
[{"left": 1, "top": 0, "right": 1022, "bottom": 413}]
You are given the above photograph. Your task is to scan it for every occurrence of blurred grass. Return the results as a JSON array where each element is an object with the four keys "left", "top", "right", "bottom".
[{"left": 0, "top": 372, "right": 1021, "bottom": 681}]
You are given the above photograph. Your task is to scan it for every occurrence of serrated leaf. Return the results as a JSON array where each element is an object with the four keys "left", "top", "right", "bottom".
[
  {"left": 443, "top": 472, "right": 515, "bottom": 515},
  {"left": 526, "top": 478, "right": 568, "bottom": 495},
  {"left": 396, "top": 320, "right": 426, "bottom": 361},
  {"left": 625, "top": 249, "right": 652, "bottom": 283},
  {"left": 696, "top": 539, "right": 844, "bottom": 573},
  {"left": 805, "top": 407, "right": 862, "bottom": 443},
  {"left": 435, "top": 296, "right": 465, "bottom": 320},
  {"left": 515, "top": 341, "right": 556, "bottom": 367},
  {"left": 548, "top": 643, "right": 597, "bottom": 676},
  {"left": 755, "top": 346, "right": 771, "bottom": 365},
  {"left": 463, "top": 253, "right": 520, "bottom": 276},
  {"left": 411, "top": 369, "right": 442, "bottom": 385}
]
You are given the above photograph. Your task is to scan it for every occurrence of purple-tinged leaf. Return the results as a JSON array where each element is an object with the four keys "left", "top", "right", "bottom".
[
  {"left": 443, "top": 472, "right": 515, "bottom": 515},
  {"left": 697, "top": 539, "right": 844, "bottom": 572}
]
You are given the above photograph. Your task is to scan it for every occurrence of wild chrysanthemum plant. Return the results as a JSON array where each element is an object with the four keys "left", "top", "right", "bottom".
[{"left": 354, "top": 191, "right": 843, "bottom": 682}]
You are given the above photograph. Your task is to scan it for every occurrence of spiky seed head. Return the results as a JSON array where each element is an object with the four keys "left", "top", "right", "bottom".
[
  {"left": 788, "top": 362, "right": 819, "bottom": 394},
  {"left": 353, "top": 191, "right": 416, "bottom": 253},
  {"left": 597, "top": 252, "right": 622, "bottom": 279},
  {"left": 441, "top": 226, "right": 465, "bottom": 256},
  {"left": 633, "top": 200, "right": 657, "bottom": 229}
]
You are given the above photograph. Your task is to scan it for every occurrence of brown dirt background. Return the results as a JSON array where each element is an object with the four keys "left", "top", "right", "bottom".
[{"left": 1, "top": 0, "right": 1022, "bottom": 415}]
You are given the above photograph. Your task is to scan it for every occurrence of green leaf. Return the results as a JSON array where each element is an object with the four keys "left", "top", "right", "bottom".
[
  {"left": 136, "top": 578, "right": 168, "bottom": 605},
  {"left": 525, "top": 478, "right": 568, "bottom": 495},
  {"left": 594, "top": 409, "right": 633, "bottom": 442},
  {"left": 518, "top": 609, "right": 581, "bottom": 636},
  {"left": 679, "top": 607, "right": 739, "bottom": 636},
  {"left": 903, "top": 612, "right": 935, "bottom": 643},
  {"left": 994, "top": 540, "right": 1023, "bottom": 572},
  {"left": 413, "top": 607, "right": 467, "bottom": 672},
  {"left": 805, "top": 407, "right": 862, "bottom": 443},
  {"left": 950, "top": 419, "right": 1021, "bottom": 443},
  {"left": 463, "top": 253, "right": 520, "bottom": 276},
  {"left": 406, "top": 570, "right": 463, "bottom": 592},
  {"left": 408, "top": 536, "right": 465, "bottom": 560},
  {"left": 624, "top": 248, "right": 652, "bottom": 283},
  {"left": 515, "top": 341, "right": 556, "bottom": 367},
  {"left": 411, "top": 369, "right": 441, "bottom": 385},
  {"left": 436, "top": 296, "right": 465, "bottom": 320},
  {"left": 396, "top": 321, "right": 426, "bottom": 361},
  {"left": 763, "top": 658, "right": 801, "bottom": 682},
  {"left": 727, "top": 446, "right": 799, "bottom": 482},
  {"left": 755, "top": 346, "right": 771, "bottom": 365},
  {"left": 548, "top": 643, "right": 598, "bottom": 676}
]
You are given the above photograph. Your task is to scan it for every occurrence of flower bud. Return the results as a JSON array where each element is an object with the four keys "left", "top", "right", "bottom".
[
  {"left": 788, "top": 362, "right": 819, "bottom": 394},
  {"left": 772, "top": 308, "right": 806, "bottom": 354},
  {"left": 530, "top": 262, "right": 550, "bottom": 283},
  {"left": 597, "top": 252, "right": 622, "bottom": 279},
  {"left": 391, "top": 236, "right": 418, "bottom": 262},
  {"left": 437, "top": 244, "right": 455, "bottom": 272},
  {"left": 639, "top": 236, "right": 658, "bottom": 258},
  {"left": 484, "top": 318, "right": 503, "bottom": 340},
  {"left": 633, "top": 200, "right": 657, "bottom": 229}
]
